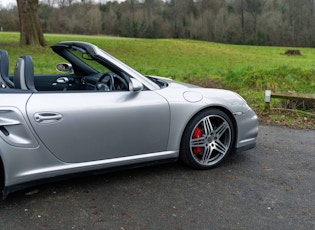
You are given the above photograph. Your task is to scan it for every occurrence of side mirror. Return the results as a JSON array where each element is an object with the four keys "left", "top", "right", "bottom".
[
  {"left": 129, "top": 78, "right": 143, "bottom": 92},
  {"left": 56, "top": 63, "right": 73, "bottom": 73}
]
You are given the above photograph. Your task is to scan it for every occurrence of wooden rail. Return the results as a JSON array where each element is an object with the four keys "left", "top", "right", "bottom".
[
  {"left": 271, "top": 92, "right": 315, "bottom": 101},
  {"left": 264, "top": 90, "right": 315, "bottom": 112}
]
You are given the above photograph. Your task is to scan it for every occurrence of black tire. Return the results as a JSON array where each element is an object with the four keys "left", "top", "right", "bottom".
[{"left": 180, "top": 108, "right": 235, "bottom": 169}]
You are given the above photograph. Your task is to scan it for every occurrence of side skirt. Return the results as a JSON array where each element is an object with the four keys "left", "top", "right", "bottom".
[{"left": 2, "top": 158, "right": 177, "bottom": 200}]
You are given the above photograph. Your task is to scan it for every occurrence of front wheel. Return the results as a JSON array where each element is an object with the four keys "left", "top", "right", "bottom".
[{"left": 180, "top": 108, "right": 235, "bottom": 169}]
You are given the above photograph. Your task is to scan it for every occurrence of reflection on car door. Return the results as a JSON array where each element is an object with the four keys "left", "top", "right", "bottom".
[{"left": 26, "top": 91, "right": 170, "bottom": 163}]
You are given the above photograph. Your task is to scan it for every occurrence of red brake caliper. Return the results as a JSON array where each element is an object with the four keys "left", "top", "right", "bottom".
[{"left": 192, "top": 126, "right": 203, "bottom": 154}]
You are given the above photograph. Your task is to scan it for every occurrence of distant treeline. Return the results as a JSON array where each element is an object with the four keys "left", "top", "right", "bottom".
[{"left": 1, "top": 0, "right": 315, "bottom": 47}]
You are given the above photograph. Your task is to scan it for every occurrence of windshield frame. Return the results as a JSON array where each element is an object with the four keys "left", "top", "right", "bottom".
[{"left": 51, "top": 41, "right": 161, "bottom": 90}]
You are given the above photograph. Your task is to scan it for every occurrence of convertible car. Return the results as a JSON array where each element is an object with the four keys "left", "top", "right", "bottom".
[{"left": 0, "top": 41, "right": 258, "bottom": 198}]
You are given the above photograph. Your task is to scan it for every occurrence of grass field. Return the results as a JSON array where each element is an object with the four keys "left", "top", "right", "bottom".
[{"left": 1, "top": 32, "right": 314, "bottom": 128}]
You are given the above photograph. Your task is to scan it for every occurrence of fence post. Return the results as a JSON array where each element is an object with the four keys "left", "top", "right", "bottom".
[{"left": 264, "top": 90, "right": 271, "bottom": 112}]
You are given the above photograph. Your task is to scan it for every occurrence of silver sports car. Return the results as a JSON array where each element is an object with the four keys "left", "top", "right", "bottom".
[{"left": 0, "top": 41, "right": 258, "bottom": 198}]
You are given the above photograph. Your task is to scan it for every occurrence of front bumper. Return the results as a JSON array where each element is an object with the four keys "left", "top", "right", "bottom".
[{"left": 234, "top": 108, "right": 259, "bottom": 152}]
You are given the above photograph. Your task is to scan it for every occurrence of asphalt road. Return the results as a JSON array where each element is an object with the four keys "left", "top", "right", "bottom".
[{"left": 0, "top": 126, "right": 314, "bottom": 230}]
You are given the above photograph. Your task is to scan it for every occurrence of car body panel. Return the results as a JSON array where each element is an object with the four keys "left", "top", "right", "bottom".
[{"left": 26, "top": 90, "right": 170, "bottom": 163}]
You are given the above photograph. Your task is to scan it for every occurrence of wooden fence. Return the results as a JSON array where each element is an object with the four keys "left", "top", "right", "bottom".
[{"left": 264, "top": 90, "right": 315, "bottom": 112}]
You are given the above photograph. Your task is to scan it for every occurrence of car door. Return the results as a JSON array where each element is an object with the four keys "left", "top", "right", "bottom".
[{"left": 26, "top": 90, "right": 170, "bottom": 163}]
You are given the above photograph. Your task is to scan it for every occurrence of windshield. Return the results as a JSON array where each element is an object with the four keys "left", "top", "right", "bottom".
[
  {"left": 53, "top": 42, "right": 161, "bottom": 90},
  {"left": 69, "top": 48, "right": 110, "bottom": 73},
  {"left": 93, "top": 46, "right": 161, "bottom": 90}
]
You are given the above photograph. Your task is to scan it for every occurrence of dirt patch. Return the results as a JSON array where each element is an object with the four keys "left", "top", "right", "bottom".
[{"left": 285, "top": 50, "right": 302, "bottom": 55}]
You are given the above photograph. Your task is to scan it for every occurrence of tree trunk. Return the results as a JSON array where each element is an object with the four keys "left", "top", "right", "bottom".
[
  {"left": 17, "top": 0, "right": 46, "bottom": 46},
  {"left": 240, "top": 0, "right": 245, "bottom": 43}
]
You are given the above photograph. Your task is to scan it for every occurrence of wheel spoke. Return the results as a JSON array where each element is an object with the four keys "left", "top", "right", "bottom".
[
  {"left": 190, "top": 137, "right": 206, "bottom": 147},
  {"left": 203, "top": 117, "right": 213, "bottom": 135},
  {"left": 201, "top": 146, "right": 213, "bottom": 163},
  {"left": 215, "top": 140, "right": 228, "bottom": 155},
  {"left": 214, "top": 121, "right": 229, "bottom": 139}
]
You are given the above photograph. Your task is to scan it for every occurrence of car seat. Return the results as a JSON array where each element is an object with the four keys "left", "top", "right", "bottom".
[
  {"left": 0, "top": 50, "right": 14, "bottom": 88},
  {"left": 14, "top": 56, "right": 37, "bottom": 91}
]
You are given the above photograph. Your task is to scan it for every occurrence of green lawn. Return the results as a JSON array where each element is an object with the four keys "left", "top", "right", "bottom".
[{"left": 1, "top": 32, "right": 314, "bottom": 128}]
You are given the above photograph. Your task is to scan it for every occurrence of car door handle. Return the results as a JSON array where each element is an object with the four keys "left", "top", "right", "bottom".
[
  {"left": 56, "top": 77, "right": 69, "bottom": 84},
  {"left": 34, "top": 113, "right": 63, "bottom": 123}
]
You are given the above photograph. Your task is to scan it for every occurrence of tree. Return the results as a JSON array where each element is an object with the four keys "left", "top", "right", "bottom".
[
  {"left": 16, "top": 0, "right": 46, "bottom": 46},
  {"left": 233, "top": 0, "right": 246, "bottom": 43},
  {"left": 245, "top": 0, "right": 264, "bottom": 33}
]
